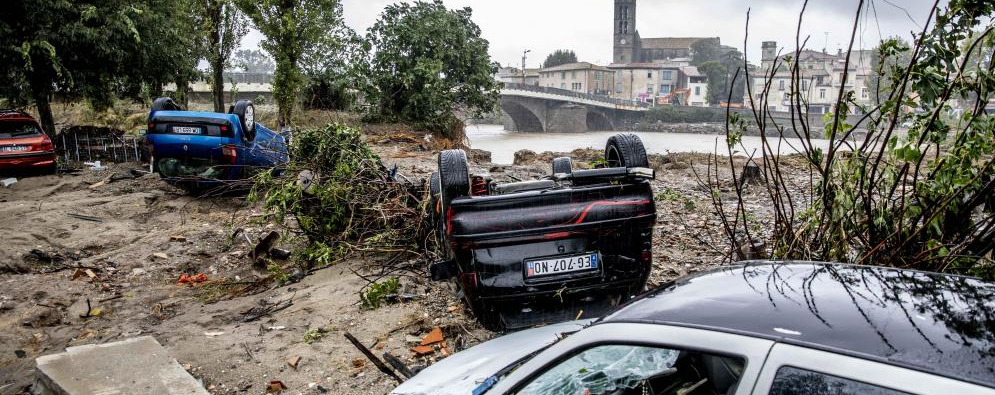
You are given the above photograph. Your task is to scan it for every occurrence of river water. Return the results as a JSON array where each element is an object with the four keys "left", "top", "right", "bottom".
[{"left": 465, "top": 124, "right": 833, "bottom": 164}]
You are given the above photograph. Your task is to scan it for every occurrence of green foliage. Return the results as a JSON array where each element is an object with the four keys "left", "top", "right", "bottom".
[
  {"left": 266, "top": 262, "right": 291, "bottom": 284},
  {"left": 692, "top": 40, "right": 746, "bottom": 104},
  {"left": 238, "top": 0, "right": 351, "bottom": 126},
  {"left": 301, "top": 26, "right": 364, "bottom": 111},
  {"left": 0, "top": 0, "right": 200, "bottom": 135},
  {"left": 655, "top": 187, "right": 682, "bottom": 202},
  {"left": 642, "top": 106, "right": 726, "bottom": 123},
  {"left": 251, "top": 124, "right": 433, "bottom": 267},
  {"left": 303, "top": 327, "right": 329, "bottom": 343},
  {"left": 196, "top": 0, "right": 247, "bottom": 113},
  {"left": 542, "top": 50, "right": 578, "bottom": 68},
  {"left": 361, "top": 1, "right": 500, "bottom": 139},
  {"left": 715, "top": 1, "right": 995, "bottom": 279},
  {"left": 360, "top": 277, "right": 400, "bottom": 310}
]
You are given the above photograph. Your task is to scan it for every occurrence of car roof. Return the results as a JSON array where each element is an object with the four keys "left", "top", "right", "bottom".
[
  {"left": 0, "top": 109, "right": 36, "bottom": 121},
  {"left": 602, "top": 261, "right": 995, "bottom": 388}
]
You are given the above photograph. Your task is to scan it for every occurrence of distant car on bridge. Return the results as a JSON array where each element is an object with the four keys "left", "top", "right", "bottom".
[{"left": 143, "top": 97, "right": 288, "bottom": 193}]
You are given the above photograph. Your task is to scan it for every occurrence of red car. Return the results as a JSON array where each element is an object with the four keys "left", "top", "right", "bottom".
[{"left": 0, "top": 110, "right": 56, "bottom": 173}]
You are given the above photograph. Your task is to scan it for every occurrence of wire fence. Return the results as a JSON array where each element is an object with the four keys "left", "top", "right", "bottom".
[{"left": 55, "top": 128, "right": 145, "bottom": 168}]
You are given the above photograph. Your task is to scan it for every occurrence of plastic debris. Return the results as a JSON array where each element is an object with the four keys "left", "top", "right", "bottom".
[
  {"left": 1, "top": 178, "right": 16, "bottom": 188},
  {"left": 83, "top": 161, "right": 107, "bottom": 171},
  {"left": 177, "top": 274, "right": 207, "bottom": 285}
]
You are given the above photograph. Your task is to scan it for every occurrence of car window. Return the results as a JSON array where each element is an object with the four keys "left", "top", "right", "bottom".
[
  {"left": 515, "top": 345, "right": 745, "bottom": 395},
  {"left": 0, "top": 121, "right": 42, "bottom": 139},
  {"left": 767, "top": 366, "right": 913, "bottom": 395}
]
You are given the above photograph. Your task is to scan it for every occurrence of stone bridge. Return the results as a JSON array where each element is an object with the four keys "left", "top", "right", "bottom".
[{"left": 500, "top": 83, "right": 649, "bottom": 132}]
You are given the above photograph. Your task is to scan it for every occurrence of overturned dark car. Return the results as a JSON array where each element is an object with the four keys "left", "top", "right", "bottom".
[{"left": 431, "top": 134, "right": 657, "bottom": 330}]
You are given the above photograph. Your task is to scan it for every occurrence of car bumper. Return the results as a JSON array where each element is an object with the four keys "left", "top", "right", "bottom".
[{"left": 0, "top": 151, "right": 56, "bottom": 169}]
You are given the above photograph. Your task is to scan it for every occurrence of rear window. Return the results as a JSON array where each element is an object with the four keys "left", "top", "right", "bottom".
[
  {"left": 150, "top": 122, "right": 233, "bottom": 138},
  {"left": 0, "top": 121, "right": 42, "bottom": 139}
]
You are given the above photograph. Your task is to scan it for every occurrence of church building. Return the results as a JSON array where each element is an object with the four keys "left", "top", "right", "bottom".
[{"left": 613, "top": 0, "right": 720, "bottom": 63}]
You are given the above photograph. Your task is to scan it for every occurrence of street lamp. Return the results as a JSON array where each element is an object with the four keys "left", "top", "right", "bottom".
[{"left": 521, "top": 49, "right": 531, "bottom": 85}]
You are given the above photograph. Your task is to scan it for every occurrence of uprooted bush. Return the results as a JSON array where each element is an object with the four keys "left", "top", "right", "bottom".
[{"left": 250, "top": 124, "right": 437, "bottom": 270}]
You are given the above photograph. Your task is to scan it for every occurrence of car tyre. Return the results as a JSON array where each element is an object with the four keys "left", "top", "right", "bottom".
[
  {"left": 438, "top": 149, "right": 469, "bottom": 208},
  {"left": 552, "top": 156, "right": 572, "bottom": 175},
  {"left": 232, "top": 100, "right": 256, "bottom": 140},
  {"left": 151, "top": 97, "right": 181, "bottom": 112},
  {"left": 605, "top": 133, "right": 649, "bottom": 168}
]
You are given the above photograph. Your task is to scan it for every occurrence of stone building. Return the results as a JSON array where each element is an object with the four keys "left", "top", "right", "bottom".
[
  {"left": 752, "top": 41, "right": 874, "bottom": 114},
  {"left": 497, "top": 67, "right": 540, "bottom": 86},
  {"left": 538, "top": 62, "right": 615, "bottom": 96},
  {"left": 608, "top": 60, "right": 708, "bottom": 106},
  {"left": 613, "top": 0, "right": 719, "bottom": 63}
]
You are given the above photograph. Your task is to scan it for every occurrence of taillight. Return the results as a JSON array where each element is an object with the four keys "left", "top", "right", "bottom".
[
  {"left": 459, "top": 272, "right": 478, "bottom": 290},
  {"left": 221, "top": 145, "right": 237, "bottom": 165},
  {"left": 32, "top": 140, "right": 54, "bottom": 152},
  {"left": 470, "top": 176, "right": 488, "bottom": 196},
  {"left": 641, "top": 250, "right": 652, "bottom": 263}
]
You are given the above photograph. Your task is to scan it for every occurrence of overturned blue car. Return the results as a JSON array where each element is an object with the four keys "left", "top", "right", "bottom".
[{"left": 144, "top": 97, "right": 288, "bottom": 192}]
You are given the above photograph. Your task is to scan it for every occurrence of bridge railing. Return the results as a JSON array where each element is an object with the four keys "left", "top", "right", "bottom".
[{"left": 502, "top": 83, "right": 651, "bottom": 109}]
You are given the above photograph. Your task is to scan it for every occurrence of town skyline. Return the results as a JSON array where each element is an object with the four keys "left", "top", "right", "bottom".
[{"left": 238, "top": 0, "right": 944, "bottom": 68}]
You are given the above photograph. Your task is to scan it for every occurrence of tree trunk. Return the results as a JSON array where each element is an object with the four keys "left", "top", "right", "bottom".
[
  {"left": 208, "top": 0, "right": 225, "bottom": 113},
  {"left": 29, "top": 72, "right": 56, "bottom": 138},
  {"left": 212, "top": 58, "right": 224, "bottom": 112}
]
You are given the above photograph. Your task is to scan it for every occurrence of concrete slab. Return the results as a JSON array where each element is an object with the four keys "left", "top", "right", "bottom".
[{"left": 34, "top": 336, "right": 209, "bottom": 395}]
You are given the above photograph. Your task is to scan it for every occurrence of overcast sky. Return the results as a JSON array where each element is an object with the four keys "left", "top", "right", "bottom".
[{"left": 241, "top": 0, "right": 945, "bottom": 67}]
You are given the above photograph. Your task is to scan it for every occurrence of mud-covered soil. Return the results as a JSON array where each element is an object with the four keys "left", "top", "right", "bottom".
[{"left": 0, "top": 130, "right": 809, "bottom": 394}]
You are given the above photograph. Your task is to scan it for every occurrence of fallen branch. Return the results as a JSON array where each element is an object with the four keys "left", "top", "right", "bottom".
[{"left": 344, "top": 332, "right": 404, "bottom": 384}]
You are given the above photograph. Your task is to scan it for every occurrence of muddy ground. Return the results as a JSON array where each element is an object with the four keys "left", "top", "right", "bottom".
[{"left": 0, "top": 130, "right": 805, "bottom": 394}]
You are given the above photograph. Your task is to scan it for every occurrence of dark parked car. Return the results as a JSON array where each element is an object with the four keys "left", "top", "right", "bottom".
[
  {"left": 431, "top": 134, "right": 657, "bottom": 330},
  {"left": 0, "top": 109, "right": 56, "bottom": 174},
  {"left": 144, "top": 97, "right": 288, "bottom": 191},
  {"left": 392, "top": 262, "right": 995, "bottom": 395}
]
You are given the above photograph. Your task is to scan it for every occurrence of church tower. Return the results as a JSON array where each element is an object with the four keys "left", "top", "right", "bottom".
[{"left": 613, "top": 0, "right": 638, "bottom": 63}]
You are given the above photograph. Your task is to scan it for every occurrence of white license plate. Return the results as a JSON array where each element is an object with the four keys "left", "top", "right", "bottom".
[
  {"left": 525, "top": 253, "right": 599, "bottom": 278},
  {"left": 0, "top": 145, "right": 28, "bottom": 152},
  {"left": 172, "top": 126, "right": 202, "bottom": 135}
]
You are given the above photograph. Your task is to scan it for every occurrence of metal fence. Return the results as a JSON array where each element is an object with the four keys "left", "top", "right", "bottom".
[{"left": 55, "top": 129, "right": 145, "bottom": 166}]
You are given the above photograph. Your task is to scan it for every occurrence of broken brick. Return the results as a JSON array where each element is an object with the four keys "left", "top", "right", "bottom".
[
  {"left": 411, "top": 345, "right": 434, "bottom": 356},
  {"left": 420, "top": 327, "right": 444, "bottom": 346}
]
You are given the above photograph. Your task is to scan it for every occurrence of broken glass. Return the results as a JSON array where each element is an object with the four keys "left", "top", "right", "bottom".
[{"left": 517, "top": 345, "right": 678, "bottom": 395}]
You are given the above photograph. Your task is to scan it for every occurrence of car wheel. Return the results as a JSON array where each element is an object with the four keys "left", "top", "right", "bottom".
[
  {"left": 151, "top": 97, "right": 181, "bottom": 112},
  {"left": 552, "top": 156, "right": 572, "bottom": 175},
  {"left": 232, "top": 100, "right": 256, "bottom": 140},
  {"left": 605, "top": 133, "right": 649, "bottom": 168},
  {"left": 438, "top": 149, "right": 469, "bottom": 209}
]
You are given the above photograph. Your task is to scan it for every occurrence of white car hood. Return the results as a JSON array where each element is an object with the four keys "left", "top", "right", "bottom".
[{"left": 390, "top": 320, "right": 591, "bottom": 395}]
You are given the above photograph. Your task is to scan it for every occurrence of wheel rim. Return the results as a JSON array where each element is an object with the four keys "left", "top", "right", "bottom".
[
  {"left": 607, "top": 145, "right": 622, "bottom": 167},
  {"left": 244, "top": 106, "right": 255, "bottom": 130}
]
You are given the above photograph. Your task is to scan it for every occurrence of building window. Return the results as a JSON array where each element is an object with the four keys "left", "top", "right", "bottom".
[
  {"left": 783, "top": 92, "right": 789, "bottom": 100},
  {"left": 861, "top": 88, "right": 868, "bottom": 99},
  {"left": 662, "top": 70, "right": 673, "bottom": 80},
  {"left": 802, "top": 80, "right": 808, "bottom": 91},
  {"left": 572, "top": 82, "right": 582, "bottom": 91},
  {"left": 616, "top": 82, "right": 624, "bottom": 93},
  {"left": 819, "top": 88, "right": 826, "bottom": 99},
  {"left": 647, "top": 84, "right": 654, "bottom": 94},
  {"left": 647, "top": 71, "right": 653, "bottom": 78},
  {"left": 816, "top": 76, "right": 824, "bottom": 85},
  {"left": 661, "top": 85, "right": 671, "bottom": 94},
  {"left": 572, "top": 71, "right": 577, "bottom": 79},
  {"left": 695, "top": 86, "right": 701, "bottom": 96},
  {"left": 779, "top": 79, "right": 785, "bottom": 91},
  {"left": 561, "top": 72, "right": 566, "bottom": 80},
  {"left": 594, "top": 71, "right": 601, "bottom": 81}
]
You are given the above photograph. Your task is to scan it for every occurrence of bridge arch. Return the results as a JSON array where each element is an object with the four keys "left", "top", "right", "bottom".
[
  {"left": 586, "top": 110, "right": 614, "bottom": 131},
  {"left": 501, "top": 100, "right": 544, "bottom": 132}
]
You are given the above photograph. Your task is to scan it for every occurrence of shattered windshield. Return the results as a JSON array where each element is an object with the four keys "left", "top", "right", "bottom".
[
  {"left": 517, "top": 345, "right": 679, "bottom": 395},
  {"left": 0, "top": 121, "right": 42, "bottom": 139}
]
